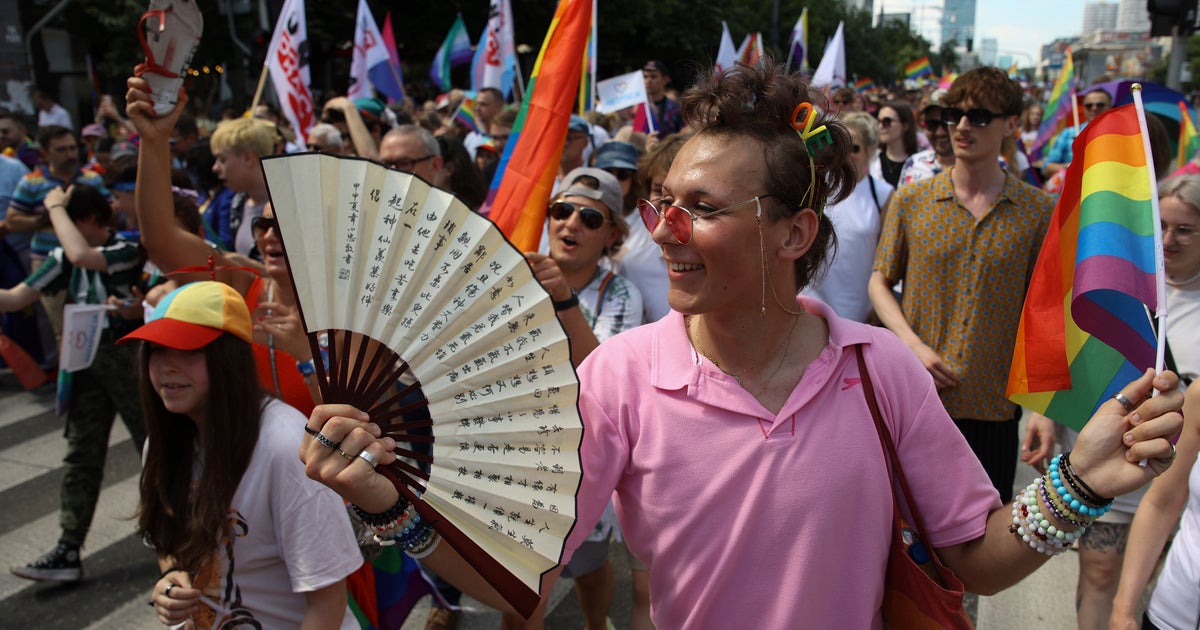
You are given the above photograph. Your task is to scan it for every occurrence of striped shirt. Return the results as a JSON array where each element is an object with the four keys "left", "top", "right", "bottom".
[
  {"left": 8, "top": 168, "right": 110, "bottom": 258},
  {"left": 24, "top": 234, "right": 142, "bottom": 336}
]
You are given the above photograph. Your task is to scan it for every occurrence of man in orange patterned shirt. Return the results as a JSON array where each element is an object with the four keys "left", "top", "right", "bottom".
[{"left": 869, "top": 67, "right": 1056, "bottom": 500}]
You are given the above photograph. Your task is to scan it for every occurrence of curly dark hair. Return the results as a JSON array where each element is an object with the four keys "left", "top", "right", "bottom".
[{"left": 680, "top": 61, "right": 857, "bottom": 290}]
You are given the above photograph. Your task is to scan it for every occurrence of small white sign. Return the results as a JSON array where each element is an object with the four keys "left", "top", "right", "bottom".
[{"left": 595, "top": 70, "right": 648, "bottom": 114}]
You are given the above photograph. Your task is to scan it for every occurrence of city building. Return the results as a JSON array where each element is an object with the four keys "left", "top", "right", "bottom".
[
  {"left": 1083, "top": 2, "right": 1119, "bottom": 35},
  {"left": 1117, "top": 0, "right": 1151, "bottom": 32},
  {"left": 979, "top": 37, "right": 998, "bottom": 66},
  {"left": 942, "top": 0, "right": 977, "bottom": 49}
]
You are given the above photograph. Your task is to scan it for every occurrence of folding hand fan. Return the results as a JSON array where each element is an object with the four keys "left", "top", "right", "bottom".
[{"left": 261, "top": 153, "right": 582, "bottom": 617}]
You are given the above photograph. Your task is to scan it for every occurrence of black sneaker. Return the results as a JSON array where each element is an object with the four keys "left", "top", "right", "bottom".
[{"left": 10, "top": 542, "right": 82, "bottom": 582}]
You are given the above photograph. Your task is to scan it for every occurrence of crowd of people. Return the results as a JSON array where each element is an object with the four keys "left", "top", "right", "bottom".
[{"left": 0, "top": 52, "right": 1196, "bottom": 630}]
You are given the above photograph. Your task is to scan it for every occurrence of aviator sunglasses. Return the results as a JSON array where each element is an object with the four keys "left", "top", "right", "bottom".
[
  {"left": 941, "top": 107, "right": 1008, "bottom": 128},
  {"left": 638, "top": 195, "right": 772, "bottom": 245},
  {"left": 548, "top": 201, "right": 611, "bottom": 230}
]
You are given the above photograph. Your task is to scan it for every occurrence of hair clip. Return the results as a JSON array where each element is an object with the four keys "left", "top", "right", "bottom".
[{"left": 790, "top": 103, "right": 834, "bottom": 154}]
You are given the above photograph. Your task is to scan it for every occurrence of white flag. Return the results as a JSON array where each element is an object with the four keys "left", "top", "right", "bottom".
[
  {"left": 61, "top": 304, "right": 111, "bottom": 373},
  {"left": 812, "top": 21, "right": 846, "bottom": 88},
  {"left": 348, "top": 0, "right": 391, "bottom": 101},
  {"left": 265, "top": 0, "right": 316, "bottom": 139},
  {"left": 470, "top": 0, "right": 517, "bottom": 98},
  {"left": 595, "top": 70, "right": 648, "bottom": 114},
  {"left": 715, "top": 21, "right": 737, "bottom": 73}
]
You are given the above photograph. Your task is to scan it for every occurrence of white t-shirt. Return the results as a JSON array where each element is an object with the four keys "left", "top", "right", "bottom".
[
  {"left": 801, "top": 175, "right": 891, "bottom": 322},
  {"left": 188, "top": 399, "right": 361, "bottom": 629},
  {"left": 577, "top": 266, "right": 644, "bottom": 341},
  {"left": 1147, "top": 457, "right": 1200, "bottom": 629},
  {"left": 39, "top": 104, "right": 73, "bottom": 130},
  {"left": 1167, "top": 285, "right": 1200, "bottom": 383},
  {"left": 614, "top": 216, "right": 670, "bottom": 323}
]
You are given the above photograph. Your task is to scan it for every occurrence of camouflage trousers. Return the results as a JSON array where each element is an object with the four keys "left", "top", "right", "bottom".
[{"left": 59, "top": 339, "right": 146, "bottom": 546}]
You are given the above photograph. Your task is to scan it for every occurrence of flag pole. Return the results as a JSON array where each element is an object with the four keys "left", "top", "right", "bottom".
[
  {"left": 250, "top": 63, "right": 270, "bottom": 111},
  {"left": 1132, "top": 83, "right": 1168, "bottom": 375}
]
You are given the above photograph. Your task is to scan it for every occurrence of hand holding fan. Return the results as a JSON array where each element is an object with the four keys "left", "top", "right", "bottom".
[{"left": 261, "top": 153, "right": 583, "bottom": 617}]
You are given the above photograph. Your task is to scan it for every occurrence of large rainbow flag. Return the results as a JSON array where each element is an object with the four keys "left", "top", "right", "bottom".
[
  {"left": 1007, "top": 103, "right": 1161, "bottom": 431},
  {"left": 1030, "top": 47, "right": 1075, "bottom": 160},
  {"left": 480, "top": 0, "right": 592, "bottom": 252},
  {"left": 1179, "top": 100, "right": 1198, "bottom": 167},
  {"left": 904, "top": 56, "right": 932, "bottom": 80}
]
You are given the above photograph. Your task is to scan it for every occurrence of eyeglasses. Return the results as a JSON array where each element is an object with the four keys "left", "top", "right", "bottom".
[
  {"left": 1083, "top": 101, "right": 1109, "bottom": 110},
  {"left": 941, "top": 107, "right": 1007, "bottom": 128},
  {"left": 1163, "top": 222, "right": 1198, "bottom": 244},
  {"left": 251, "top": 216, "right": 277, "bottom": 236},
  {"left": 851, "top": 144, "right": 862, "bottom": 154},
  {"left": 606, "top": 168, "right": 635, "bottom": 182},
  {"left": 638, "top": 194, "right": 772, "bottom": 245},
  {"left": 922, "top": 117, "right": 948, "bottom": 130},
  {"left": 383, "top": 154, "right": 435, "bottom": 172},
  {"left": 548, "top": 201, "right": 611, "bottom": 230},
  {"left": 878, "top": 116, "right": 896, "bottom": 129}
]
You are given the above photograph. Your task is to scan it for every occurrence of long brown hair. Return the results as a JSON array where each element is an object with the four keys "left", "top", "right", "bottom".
[{"left": 135, "top": 333, "right": 263, "bottom": 572}]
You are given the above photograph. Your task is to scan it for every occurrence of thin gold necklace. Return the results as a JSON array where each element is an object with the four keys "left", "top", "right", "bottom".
[{"left": 688, "top": 314, "right": 799, "bottom": 397}]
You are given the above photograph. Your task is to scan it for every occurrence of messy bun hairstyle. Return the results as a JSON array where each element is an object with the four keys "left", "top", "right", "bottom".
[{"left": 680, "top": 61, "right": 857, "bottom": 290}]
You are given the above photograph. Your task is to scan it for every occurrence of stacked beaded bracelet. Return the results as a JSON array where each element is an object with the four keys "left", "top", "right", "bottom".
[
  {"left": 1049, "top": 453, "right": 1112, "bottom": 519},
  {"left": 1011, "top": 477, "right": 1087, "bottom": 555}
]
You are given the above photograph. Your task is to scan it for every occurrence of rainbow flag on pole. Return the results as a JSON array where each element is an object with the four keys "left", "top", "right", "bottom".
[
  {"left": 904, "top": 56, "right": 932, "bottom": 80},
  {"left": 480, "top": 0, "right": 592, "bottom": 252},
  {"left": 1030, "top": 47, "right": 1075, "bottom": 159},
  {"left": 853, "top": 77, "right": 875, "bottom": 93},
  {"left": 577, "top": 0, "right": 597, "bottom": 113},
  {"left": 454, "top": 96, "right": 479, "bottom": 133},
  {"left": 1179, "top": 100, "right": 1198, "bottom": 167},
  {"left": 1007, "top": 101, "right": 1164, "bottom": 430}
]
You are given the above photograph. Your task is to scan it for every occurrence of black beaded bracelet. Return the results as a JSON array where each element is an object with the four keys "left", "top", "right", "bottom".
[
  {"left": 1062, "top": 452, "right": 1113, "bottom": 506},
  {"left": 352, "top": 497, "right": 412, "bottom": 526},
  {"left": 160, "top": 566, "right": 182, "bottom": 579},
  {"left": 553, "top": 290, "right": 579, "bottom": 311}
]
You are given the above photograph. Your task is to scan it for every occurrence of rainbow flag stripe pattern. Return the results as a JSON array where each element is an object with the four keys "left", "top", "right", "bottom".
[
  {"left": 904, "top": 56, "right": 932, "bottom": 79},
  {"left": 1179, "top": 100, "right": 1198, "bottom": 167},
  {"left": 480, "top": 0, "right": 592, "bottom": 252},
  {"left": 1007, "top": 104, "right": 1158, "bottom": 431},
  {"left": 853, "top": 77, "right": 874, "bottom": 93},
  {"left": 1030, "top": 48, "right": 1074, "bottom": 159},
  {"left": 455, "top": 97, "right": 479, "bottom": 133}
]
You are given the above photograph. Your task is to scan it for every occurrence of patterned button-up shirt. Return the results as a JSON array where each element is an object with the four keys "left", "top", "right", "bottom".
[{"left": 874, "top": 169, "right": 1054, "bottom": 421}]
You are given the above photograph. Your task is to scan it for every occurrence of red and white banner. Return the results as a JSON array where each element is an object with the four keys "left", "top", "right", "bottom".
[
  {"left": 265, "top": 0, "right": 316, "bottom": 139},
  {"left": 348, "top": 0, "right": 400, "bottom": 101},
  {"left": 470, "top": 0, "right": 517, "bottom": 98}
]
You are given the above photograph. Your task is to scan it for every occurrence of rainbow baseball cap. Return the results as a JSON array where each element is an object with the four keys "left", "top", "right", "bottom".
[{"left": 118, "top": 281, "right": 253, "bottom": 350}]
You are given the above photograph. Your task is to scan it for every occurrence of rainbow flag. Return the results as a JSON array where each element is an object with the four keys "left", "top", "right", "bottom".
[
  {"left": 1007, "top": 62, "right": 1019, "bottom": 79},
  {"left": 737, "top": 32, "right": 764, "bottom": 66},
  {"left": 904, "top": 56, "right": 932, "bottom": 79},
  {"left": 1030, "top": 47, "right": 1075, "bottom": 160},
  {"left": 1007, "top": 103, "right": 1161, "bottom": 431},
  {"left": 937, "top": 72, "right": 958, "bottom": 89},
  {"left": 454, "top": 96, "right": 479, "bottom": 133},
  {"left": 853, "top": 77, "right": 874, "bottom": 93},
  {"left": 1179, "top": 100, "right": 1198, "bottom": 167},
  {"left": 577, "top": 0, "right": 597, "bottom": 113},
  {"left": 480, "top": 0, "right": 592, "bottom": 251}
]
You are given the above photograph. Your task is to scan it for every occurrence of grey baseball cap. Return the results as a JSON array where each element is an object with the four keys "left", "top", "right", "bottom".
[{"left": 555, "top": 166, "right": 624, "bottom": 215}]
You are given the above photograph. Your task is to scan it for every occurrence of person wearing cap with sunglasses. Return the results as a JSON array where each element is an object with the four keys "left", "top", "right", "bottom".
[
  {"left": 870, "top": 66, "right": 1057, "bottom": 501},
  {"left": 897, "top": 98, "right": 956, "bottom": 187},
  {"left": 1042, "top": 88, "right": 1112, "bottom": 178},
  {"left": 515, "top": 167, "right": 642, "bottom": 630}
]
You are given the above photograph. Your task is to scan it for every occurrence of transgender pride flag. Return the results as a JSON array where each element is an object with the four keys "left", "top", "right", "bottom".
[{"left": 1007, "top": 98, "right": 1166, "bottom": 430}]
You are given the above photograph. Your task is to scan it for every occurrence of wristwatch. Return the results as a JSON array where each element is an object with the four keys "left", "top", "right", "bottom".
[{"left": 553, "top": 290, "right": 579, "bottom": 312}]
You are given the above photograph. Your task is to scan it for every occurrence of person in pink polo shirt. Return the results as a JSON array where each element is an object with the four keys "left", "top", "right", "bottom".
[{"left": 300, "top": 62, "right": 1185, "bottom": 628}]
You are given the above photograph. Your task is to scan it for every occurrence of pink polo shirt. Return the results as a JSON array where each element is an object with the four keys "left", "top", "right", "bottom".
[{"left": 569, "top": 297, "right": 1000, "bottom": 629}]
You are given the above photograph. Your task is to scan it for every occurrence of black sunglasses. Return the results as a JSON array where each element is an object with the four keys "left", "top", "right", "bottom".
[
  {"left": 606, "top": 168, "right": 635, "bottom": 182},
  {"left": 548, "top": 201, "right": 610, "bottom": 230},
  {"left": 251, "top": 216, "right": 277, "bottom": 235},
  {"left": 941, "top": 107, "right": 1007, "bottom": 128},
  {"left": 878, "top": 116, "right": 896, "bottom": 129},
  {"left": 1083, "top": 102, "right": 1109, "bottom": 110},
  {"left": 922, "top": 117, "right": 948, "bottom": 130},
  {"left": 851, "top": 144, "right": 862, "bottom": 154}
]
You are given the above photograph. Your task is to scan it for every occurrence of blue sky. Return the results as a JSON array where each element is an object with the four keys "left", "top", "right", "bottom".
[{"left": 886, "top": 0, "right": 1085, "bottom": 67}]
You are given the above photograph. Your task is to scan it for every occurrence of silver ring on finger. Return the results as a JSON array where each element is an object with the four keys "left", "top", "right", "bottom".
[
  {"left": 357, "top": 449, "right": 379, "bottom": 469},
  {"left": 1113, "top": 392, "right": 1136, "bottom": 413},
  {"left": 1156, "top": 443, "right": 1178, "bottom": 466},
  {"left": 165, "top": 584, "right": 176, "bottom": 598},
  {"left": 314, "top": 431, "right": 340, "bottom": 450}
]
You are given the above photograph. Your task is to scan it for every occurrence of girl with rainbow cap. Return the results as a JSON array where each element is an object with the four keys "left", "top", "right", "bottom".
[{"left": 119, "top": 281, "right": 361, "bottom": 629}]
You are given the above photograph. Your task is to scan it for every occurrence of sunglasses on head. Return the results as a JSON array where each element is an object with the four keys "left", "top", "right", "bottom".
[
  {"left": 251, "top": 216, "right": 277, "bottom": 236},
  {"left": 548, "top": 201, "right": 610, "bottom": 230},
  {"left": 940, "top": 107, "right": 1007, "bottom": 128}
]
